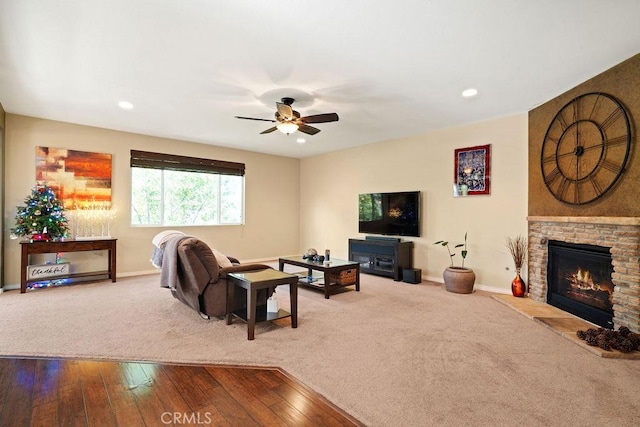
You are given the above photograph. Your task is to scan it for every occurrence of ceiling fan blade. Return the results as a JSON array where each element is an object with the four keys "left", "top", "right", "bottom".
[
  {"left": 297, "top": 124, "right": 321, "bottom": 135},
  {"left": 276, "top": 102, "right": 294, "bottom": 120},
  {"left": 235, "top": 116, "right": 277, "bottom": 123},
  {"left": 300, "top": 113, "right": 339, "bottom": 124},
  {"left": 260, "top": 126, "right": 278, "bottom": 134}
]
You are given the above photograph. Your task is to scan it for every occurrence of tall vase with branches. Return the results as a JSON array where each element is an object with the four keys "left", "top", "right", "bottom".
[{"left": 505, "top": 235, "right": 527, "bottom": 297}]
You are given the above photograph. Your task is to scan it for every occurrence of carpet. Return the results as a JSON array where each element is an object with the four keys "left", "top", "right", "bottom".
[{"left": 1, "top": 273, "right": 639, "bottom": 426}]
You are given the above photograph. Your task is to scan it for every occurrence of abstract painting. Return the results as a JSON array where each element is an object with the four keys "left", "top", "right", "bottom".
[{"left": 36, "top": 146, "right": 112, "bottom": 209}]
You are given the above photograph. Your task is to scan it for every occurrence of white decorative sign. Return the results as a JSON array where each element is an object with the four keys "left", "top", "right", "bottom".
[{"left": 27, "top": 263, "right": 70, "bottom": 280}]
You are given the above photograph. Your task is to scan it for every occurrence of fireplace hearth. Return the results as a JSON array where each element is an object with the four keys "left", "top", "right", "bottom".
[
  {"left": 547, "top": 240, "right": 614, "bottom": 329},
  {"left": 528, "top": 217, "right": 640, "bottom": 333}
]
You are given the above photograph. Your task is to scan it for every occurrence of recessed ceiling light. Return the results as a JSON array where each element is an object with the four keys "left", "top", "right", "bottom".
[
  {"left": 296, "top": 138, "right": 306, "bottom": 144},
  {"left": 118, "top": 100, "right": 134, "bottom": 110},
  {"left": 462, "top": 88, "right": 478, "bottom": 98}
]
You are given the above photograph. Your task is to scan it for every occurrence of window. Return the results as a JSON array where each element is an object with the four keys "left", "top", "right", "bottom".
[{"left": 130, "top": 150, "right": 244, "bottom": 226}]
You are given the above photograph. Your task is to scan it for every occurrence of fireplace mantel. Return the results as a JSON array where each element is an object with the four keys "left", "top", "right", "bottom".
[
  {"left": 527, "top": 217, "right": 640, "bottom": 332},
  {"left": 527, "top": 216, "right": 640, "bottom": 226}
]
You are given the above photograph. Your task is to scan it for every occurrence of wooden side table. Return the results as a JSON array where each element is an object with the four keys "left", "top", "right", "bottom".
[
  {"left": 226, "top": 269, "right": 298, "bottom": 340},
  {"left": 20, "top": 239, "right": 117, "bottom": 293}
]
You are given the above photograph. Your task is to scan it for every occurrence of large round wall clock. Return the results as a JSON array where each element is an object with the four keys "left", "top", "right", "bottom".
[{"left": 540, "top": 92, "right": 632, "bottom": 205}]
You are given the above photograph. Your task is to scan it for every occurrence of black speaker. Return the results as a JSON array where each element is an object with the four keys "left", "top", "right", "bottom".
[{"left": 402, "top": 268, "right": 422, "bottom": 284}]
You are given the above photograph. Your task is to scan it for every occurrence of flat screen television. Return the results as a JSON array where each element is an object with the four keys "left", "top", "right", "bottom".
[{"left": 358, "top": 191, "right": 420, "bottom": 237}]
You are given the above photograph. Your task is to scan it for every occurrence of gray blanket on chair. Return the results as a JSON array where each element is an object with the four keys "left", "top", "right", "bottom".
[
  {"left": 150, "top": 246, "right": 164, "bottom": 268},
  {"left": 159, "top": 235, "right": 191, "bottom": 290}
]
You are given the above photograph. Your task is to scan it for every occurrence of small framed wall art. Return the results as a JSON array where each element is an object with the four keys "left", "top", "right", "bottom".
[{"left": 454, "top": 144, "right": 491, "bottom": 196}]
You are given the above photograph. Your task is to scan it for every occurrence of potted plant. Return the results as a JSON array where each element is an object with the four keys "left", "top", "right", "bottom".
[
  {"left": 434, "top": 232, "right": 475, "bottom": 294},
  {"left": 505, "top": 235, "right": 527, "bottom": 297}
]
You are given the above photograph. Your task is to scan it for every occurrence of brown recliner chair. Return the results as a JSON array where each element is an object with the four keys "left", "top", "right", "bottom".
[{"left": 162, "top": 237, "right": 274, "bottom": 318}]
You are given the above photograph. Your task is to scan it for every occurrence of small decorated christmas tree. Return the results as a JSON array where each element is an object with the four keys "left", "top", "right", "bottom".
[{"left": 11, "top": 183, "right": 69, "bottom": 241}]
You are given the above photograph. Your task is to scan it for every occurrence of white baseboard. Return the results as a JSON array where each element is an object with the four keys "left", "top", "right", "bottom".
[
  {"left": 425, "top": 274, "right": 443, "bottom": 283},
  {"left": 475, "top": 284, "right": 511, "bottom": 294},
  {"left": 1, "top": 267, "right": 511, "bottom": 295},
  {"left": 118, "top": 269, "right": 160, "bottom": 278},
  {"left": 424, "top": 274, "right": 510, "bottom": 294},
  {"left": 242, "top": 257, "right": 280, "bottom": 264}
]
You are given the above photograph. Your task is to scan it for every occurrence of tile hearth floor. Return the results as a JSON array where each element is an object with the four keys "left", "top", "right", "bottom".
[{"left": 492, "top": 294, "right": 640, "bottom": 359}]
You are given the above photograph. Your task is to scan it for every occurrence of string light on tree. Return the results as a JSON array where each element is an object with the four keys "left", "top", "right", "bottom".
[{"left": 10, "top": 183, "right": 69, "bottom": 241}]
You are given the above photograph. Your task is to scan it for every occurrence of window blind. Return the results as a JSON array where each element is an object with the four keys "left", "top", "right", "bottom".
[{"left": 130, "top": 150, "right": 245, "bottom": 176}]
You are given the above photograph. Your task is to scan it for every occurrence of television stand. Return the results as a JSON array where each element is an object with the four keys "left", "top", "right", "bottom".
[{"left": 348, "top": 238, "right": 413, "bottom": 281}]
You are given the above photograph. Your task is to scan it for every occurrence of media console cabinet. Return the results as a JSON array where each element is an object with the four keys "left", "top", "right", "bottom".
[
  {"left": 20, "top": 239, "right": 117, "bottom": 293},
  {"left": 348, "top": 238, "right": 413, "bottom": 281}
]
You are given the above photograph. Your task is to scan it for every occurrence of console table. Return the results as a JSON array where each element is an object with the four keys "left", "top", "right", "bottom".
[{"left": 20, "top": 239, "right": 117, "bottom": 293}]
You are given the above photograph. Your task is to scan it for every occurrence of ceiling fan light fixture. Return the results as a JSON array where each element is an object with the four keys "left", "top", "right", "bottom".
[
  {"left": 236, "top": 97, "right": 337, "bottom": 135},
  {"left": 277, "top": 122, "right": 299, "bottom": 135}
]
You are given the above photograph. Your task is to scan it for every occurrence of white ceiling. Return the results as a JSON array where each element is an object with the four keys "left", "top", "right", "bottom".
[{"left": 1, "top": 1, "right": 640, "bottom": 158}]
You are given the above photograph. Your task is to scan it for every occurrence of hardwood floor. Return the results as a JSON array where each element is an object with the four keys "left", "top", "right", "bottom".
[{"left": 0, "top": 357, "right": 362, "bottom": 426}]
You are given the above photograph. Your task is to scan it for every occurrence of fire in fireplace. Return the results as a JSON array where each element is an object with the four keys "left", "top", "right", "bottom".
[{"left": 547, "top": 240, "right": 614, "bottom": 329}]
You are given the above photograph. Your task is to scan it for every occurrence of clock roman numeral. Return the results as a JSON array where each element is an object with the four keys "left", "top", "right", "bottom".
[
  {"left": 544, "top": 167, "right": 561, "bottom": 184},
  {"left": 557, "top": 178, "right": 571, "bottom": 201},
  {"left": 589, "top": 94, "right": 603, "bottom": 121},
  {"left": 604, "top": 134, "right": 628, "bottom": 147},
  {"left": 572, "top": 96, "right": 581, "bottom": 123},
  {"left": 601, "top": 159, "right": 622, "bottom": 173},
  {"left": 589, "top": 176, "right": 603, "bottom": 196},
  {"left": 557, "top": 113, "right": 569, "bottom": 131},
  {"left": 601, "top": 106, "right": 623, "bottom": 130}
]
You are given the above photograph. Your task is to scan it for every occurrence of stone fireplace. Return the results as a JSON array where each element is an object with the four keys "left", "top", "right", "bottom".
[{"left": 528, "top": 217, "right": 640, "bottom": 333}]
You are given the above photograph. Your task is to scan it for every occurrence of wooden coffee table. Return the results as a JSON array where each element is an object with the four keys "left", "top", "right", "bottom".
[
  {"left": 226, "top": 269, "right": 298, "bottom": 340},
  {"left": 278, "top": 256, "right": 360, "bottom": 299}
]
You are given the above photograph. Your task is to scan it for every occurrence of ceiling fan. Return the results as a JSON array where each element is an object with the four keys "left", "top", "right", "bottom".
[{"left": 235, "top": 97, "right": 339, "bottom": 135}]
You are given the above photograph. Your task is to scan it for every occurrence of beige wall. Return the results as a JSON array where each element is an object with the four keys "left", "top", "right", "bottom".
[
  {"left": 3, "top": 114, "right": 300, "bottom": 287},
  {"left": 4, "top": 112, "right": 529, "bottom": 292},
  {"left": 299, "top": 113, "right": 529, "bottom": 292}
]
